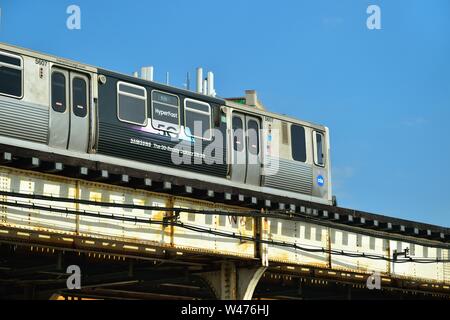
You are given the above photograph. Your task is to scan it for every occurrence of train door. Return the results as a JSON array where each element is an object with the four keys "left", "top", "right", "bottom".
[
  {"left": 68, "top": 73, "right": 89, "bottom": 152},
  {"left": 231, "top": 112, "right": 262, "bottom": 186},
  {"left": 49, "top": 68, "right": 69, "bottom": 150},
  {"left": 245, "top": 116, "right": 262, "bottom": 185},
  {"left": 49, "top": 67, "right": 90, "bottom": 153}
]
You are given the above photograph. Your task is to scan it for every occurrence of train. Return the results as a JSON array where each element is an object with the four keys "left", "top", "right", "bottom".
[{"left": 0, "top": 42, "right": 332, "bottom": 205}]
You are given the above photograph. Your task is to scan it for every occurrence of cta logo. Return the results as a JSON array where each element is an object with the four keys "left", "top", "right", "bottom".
[{"left": 317, "top": 175, "right": 325, "bottom": 187}]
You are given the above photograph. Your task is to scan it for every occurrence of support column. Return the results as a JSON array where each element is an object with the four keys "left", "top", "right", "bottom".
[
  {"left": 327, "top": 227, "right": 332, "bottom": 268},
  {"left": 75, "top": 180, "right": 81, "bottom": 236},
  {"left": 237, "top": 266, "right": 267, "bottom": 300},
  {"left": 201, "top": 262, "right": 267, "bottom": 300},
  {"left": 164, "top": 196, "right": 176, "bottom": 247}
]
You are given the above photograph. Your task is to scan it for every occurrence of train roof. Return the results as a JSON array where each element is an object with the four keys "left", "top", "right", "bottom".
[
  {"left": 0, "top": 42, "right": 97, "bottom": 73},
  {"left": 224, "top": 99, "right": 327, "bottom": 131},
  {"left": 0, "top": 41, "right": 328, "bottom": 131},
  {"left": 98, "top": 68, "right": 225, "bottom": 106}
]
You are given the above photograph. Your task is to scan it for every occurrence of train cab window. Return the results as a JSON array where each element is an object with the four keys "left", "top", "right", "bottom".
[
  {"left": 247, "top": 120, "right": 260, "bottom": 155},
  {"left": 51, "top": 72, "right": 66, "bottom": 113},
  {"left": 232, "top": 116, "right": 244, "bottom": 152},
  {"left": 72, "top": 77, "right": 88, "bottom": 118},
  {"left": 291, "top": 124, "right": 307, "bottom": 162},
  {"left": 314, "top": 131, "right": 325, "bottom": 166},
  {"left": 184, "top": 99, "right": 212, "bottom": 140},
  {"left": 151, "top": 90, "right": 180, "bottom": 133},
  {"left": 117, "top": 82, "right": 148, "bottom": 126},
  {"left": 0, "top": 52, "right": 23, "bottom": 99}
]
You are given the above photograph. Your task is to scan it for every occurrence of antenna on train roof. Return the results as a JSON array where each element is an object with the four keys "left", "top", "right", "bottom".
[
  {"left": 134, "top": 65, "right": 215, "bottom": 94},
  {"left": 196, "top": 67, "right": 203, "bottom": 94},
  {"left": 186, "top": 72, "right": 191, "bottom": 91},
  {"left": 207, "top": 71, "right": 216, "bottom": 97},
  {"left": 196, "top": 67, "right": 216, "bottom": 97},
  {"left": 203, "top": 78, "right": 208, "bottom": 95}
]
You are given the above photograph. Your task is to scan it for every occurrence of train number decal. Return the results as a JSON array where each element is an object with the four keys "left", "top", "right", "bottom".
[{"left": 35, "top": 58, "right": 48, "bottom": 67}]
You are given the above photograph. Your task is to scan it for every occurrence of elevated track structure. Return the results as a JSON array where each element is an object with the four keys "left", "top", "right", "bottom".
[{"left": 0, "top": 145, "right": 449, "bottom": 300}]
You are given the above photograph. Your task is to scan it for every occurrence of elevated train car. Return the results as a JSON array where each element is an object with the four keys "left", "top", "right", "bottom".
[{"left": 0, "top": 42, "right": 332, "bottom": 205}]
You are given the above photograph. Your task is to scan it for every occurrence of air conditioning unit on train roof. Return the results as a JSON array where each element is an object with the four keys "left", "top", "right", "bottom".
[
  {"left": 133, "top": 67, "right": 154, "bottom": 81},
  {"left": 225, "top": 90, "right": 266, "bottom": 111}
]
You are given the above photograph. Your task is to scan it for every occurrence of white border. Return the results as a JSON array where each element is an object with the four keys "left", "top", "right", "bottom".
[
  {"left": 184, "top": 98, "right": 212, "bottom": 141},
  {"left": 313, "top": 130, "right": 326, "bottom": 167},
  {"left": 116, "top": 81, "right": 148, "bottom": 126},
  {"left": 50, "top": 69, "right": 69, "bottom": 114},
  {"left": 71, "top": 75, "right": 89, "bottom": 118},
  {"left": 150, "top": 89, "right": 180, "bottom": 134},
  {"left": 0, "top": 50, "right": 23, "bottom": 100}
]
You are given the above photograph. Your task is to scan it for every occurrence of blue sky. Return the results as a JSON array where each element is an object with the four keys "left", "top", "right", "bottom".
[{"left": 1, "top": 0, "right": 449, "bottom": 226}]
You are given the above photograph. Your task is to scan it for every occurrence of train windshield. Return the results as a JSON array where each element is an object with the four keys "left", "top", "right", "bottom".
[{"left": 291, "top": 125, "right": 306, "bottom": 162}]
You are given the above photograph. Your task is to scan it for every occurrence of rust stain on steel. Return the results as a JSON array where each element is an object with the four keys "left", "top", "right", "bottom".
[{"left": 326, "top": 227, "right": 332, "bottom": 269}]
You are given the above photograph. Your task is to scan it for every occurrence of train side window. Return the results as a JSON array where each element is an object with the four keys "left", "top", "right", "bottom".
[
  {"left": 51, "top": 72, "right": 66, "bottom": 113},
  {"left": 291, "top": 124, "right": 307, "bottom": 162},
  {"left": 0, "top": 52, "right": 23, "bottom": 99},
  {"left": 247, "top": 119, "right": 260, "bottom": 155},
  {"left": 314, "top": 131, "right": 325, "bottom": 166},
  {"left": 184, "top": 99, "right": 212, "bottom": 140},
  {"left": 117, "top": 82, "right": 148, "bottom": 126},
  {"left": 72, "top": 77, "right": 88, "bottom": 118},
  {"left": 151, "top": 90, "right": 180, "bottom": 133},
  {"left": 232, "top": 116, "right": 244, "bottom": 152}
]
